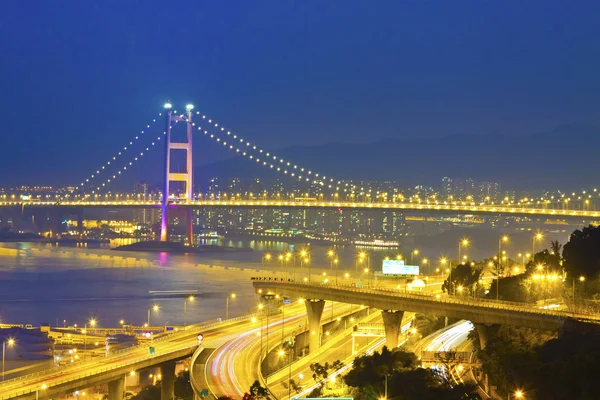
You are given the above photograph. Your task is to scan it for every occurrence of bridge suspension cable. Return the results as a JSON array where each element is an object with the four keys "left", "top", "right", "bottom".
[
  {"left": 72, "top": 112, "right": 163, "bottom": 193},
  {"left": 86, "top": 121, "right": 181, "bottom": 194},
  {"left": 191, "top": 111, "right": 359, "bottom": 194}
]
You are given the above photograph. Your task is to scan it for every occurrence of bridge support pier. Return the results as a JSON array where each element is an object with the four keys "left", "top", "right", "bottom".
[
  {"left": 76, "top": 207, "right": 84, "bottom": 238},
  {"left": 161, "top": 360, "right": 176, "bottom": 400},
  {"left": 382, "top": 310, "right": 404, "bottom": 349},
  {"left": 475, "top": 323, "right": 500, "bottom": 350},
  {"left": 305, "top": 299, "right": 325, "bottom": 354},
  {"left": 108, "top": 377, "right": 125, "bottom": 400}
]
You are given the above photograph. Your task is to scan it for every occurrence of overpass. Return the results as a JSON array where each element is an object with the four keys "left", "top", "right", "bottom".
[
  {"left": 0, "top": 316, "right": 251, "bottom": 400},
  {"left": 252, "top": 280, "right": 600, "bottom": 351}
]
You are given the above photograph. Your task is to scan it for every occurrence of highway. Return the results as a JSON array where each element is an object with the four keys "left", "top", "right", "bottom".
[
  {"left": 197, "top": 301, "right": 358, "bottom": 399},
  {"left": 415, "top": 320, "right": 492, "bottom": 398},
  {"left": 0, "top": 316, "right": 260, "bottom": 400}
]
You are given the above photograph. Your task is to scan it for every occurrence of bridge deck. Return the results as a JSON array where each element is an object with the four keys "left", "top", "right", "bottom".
[
  {"left": 3, "top": 199, "right": 599, "bottom": 218},
  {"left": 252, "top": 281, "right": 600, "bottom": 331}
]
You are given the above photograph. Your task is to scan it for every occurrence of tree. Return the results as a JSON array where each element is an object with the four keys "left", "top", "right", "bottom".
[
  {"left": 344, "top": 346, "right": 478, "bottom": 400},
  {"left": 243, "top": 380, "right": 269, "bottom": 400},
  {"left": 563, "top": 225, "right": 600, "bottom": 279},
  {"left": 527, "top": 249, "right": 561, "bottom": 273},
  {"left": 309, "top": 361, "right": 330, "bottom": 382},
  {"left": 442, "top": 262, "right": 483, "bottom": 295},
  {"left": 174, "top": 370, "right": 194, "bottom": 400},
  {"left": 550, "top": 240, "right": 562, "bottom": 257}
]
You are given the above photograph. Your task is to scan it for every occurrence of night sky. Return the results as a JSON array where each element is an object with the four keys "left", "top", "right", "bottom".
[{"left": 1, "top": 1, "right": 599, "bottom": 185}]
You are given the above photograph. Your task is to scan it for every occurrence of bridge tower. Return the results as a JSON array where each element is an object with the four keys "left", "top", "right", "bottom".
[{"left": 160, "top": 102, "right": 194, "bottom": 244}]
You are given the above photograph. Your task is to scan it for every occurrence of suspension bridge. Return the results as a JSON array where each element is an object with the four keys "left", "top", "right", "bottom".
[{"left": 3, "top": 102, "right": 600, "bottom": 243}]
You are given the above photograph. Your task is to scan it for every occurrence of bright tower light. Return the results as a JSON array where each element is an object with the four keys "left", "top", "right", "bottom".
[
  {"left": 164, "top": 102, "right": 173, "bottom": 109},
  {"left": 185, "top": 104, "right": 194, "bottom": 111}
]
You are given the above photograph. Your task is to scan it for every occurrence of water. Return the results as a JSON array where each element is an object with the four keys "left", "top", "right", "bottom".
[
  {"left": 0, "top": 242, "right": 262, "bottom": 327},
  {"left": 0, "top": 228, "right": 568, "bottom": 327}
]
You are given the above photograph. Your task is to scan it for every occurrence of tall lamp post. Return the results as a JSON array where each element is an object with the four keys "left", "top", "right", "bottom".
[
  {"left": 262, "top": 253, "right": 271, "bottom": 279},
  {"left": 184, "top": 295, "right": 194, "bottom": 326},
  {"left": 497, "top": 235, "right": 509, "bottom": 300},
  {"left": 411, "top": 249, "right": 419, "bottom": 265},
  {"left": 84, "top": 318, "right": 96, "bottom": 360},
  {"left": 147, "top": 305, "right": 159, "bottom": 326},
  {"left": 422, "top": 258, "right": 429, "bottom": 276},
  {"left": 334, "top": 258, "right": 339, "bottom": 285},
  {"left": 2, "top": 338, "right": 15, "bottom": 381},
  {"left": 226, "top": 293, "right": 236, "bottom": 320},
  {"left": 459, "top": 238, "right": 469, "bottom": 265},
  {"left": 572, "top": 276, "right": 586, "bottom": 311},
  {"left": 532, "top": 232, "right": 543, "bottom": 260},
  {"left": 328, "top": 250, "right": 336, "bottom": 271}
]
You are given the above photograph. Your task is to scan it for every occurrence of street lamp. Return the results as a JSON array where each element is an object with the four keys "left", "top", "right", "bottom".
[
  {"left": 83, "top": 318, "right": 96, "bottom": 359},
  {"left": 421, "top": 258, "right": 429, "bottom": 276},
  {"left": 328, "top": 250, "right": 336, "bottom": 271},
  {"left": 226, "top": 293, "right": 236, "bottom": 320},
  {"left": 334, "top": 258, "right": 339, "bottom": 284},
  {"left": 36, "top": 383, "right": 48, "bottom": 400},
  {"left": 357, "top": 251, "right": 367, "bottom": 275},
  {"left": 572, "top": 276, "right": 586, "bottom": 310},
  {"left": 459, "top": 238, "right": 469, "bottom": 264},
  {"left": 497, "top": 235, "right": 509, "bottom": 300},
  {"left": 278, "top": 348, "right": 293, "bottom": 399},
  {"left": 147, "top": 305, "right": 159, "bottom": 326},
  {"left": 533, "top": 232, "right": 543, "bottom": 260},
  {"left": 2, "top": 338, "right": 15, "bottom": 381},
  {"left": 411, "top": 249, "right": 419, "bottom": 264},
  {"left": 262, "top": 253, "right": 271, "bottom": 279},
  {"left": 184, "top": 295, "right": 194, "bottom": 326},
  {"left": 510, "top": 390, "right": 524, "bottom": 399}
]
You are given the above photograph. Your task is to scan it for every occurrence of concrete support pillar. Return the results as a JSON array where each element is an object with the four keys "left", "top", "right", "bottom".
[
  {"left": 382, "top": 310, "right": 404, "bottom": 349},
  {"left": 160, "top": 360, "right": 176, "bottom": 400},
  {"left": 305, "top": 299, "right": 325, "bottom": 355},
  {"left": 475, "top": 323, "right": 500, "bottom": 350},
  {"left": 108, "top": 377, "right": 125, "bottom": 400},
  {"left": 76, "top": 208, "right": 84, "bottom": 238}
]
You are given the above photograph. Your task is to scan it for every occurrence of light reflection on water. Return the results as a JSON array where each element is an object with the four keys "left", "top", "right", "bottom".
[{"left": 0, "top": 234, "right": 525, "bottom": 327}]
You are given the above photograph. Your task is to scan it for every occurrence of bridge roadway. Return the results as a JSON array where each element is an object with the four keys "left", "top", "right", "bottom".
[
  {"left": 0, "top": 316, "right": 254, "bottom": 400},
  {"left": 252, "top": 281, "right": 600, "bottom": 339},
  {"left": 1, "top": 199, "right": 599, "bottom": 218}
]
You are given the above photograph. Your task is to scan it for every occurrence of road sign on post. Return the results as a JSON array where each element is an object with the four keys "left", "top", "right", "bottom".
[{"left": 283, "top": 299, "right": 291, "bottom": 305}]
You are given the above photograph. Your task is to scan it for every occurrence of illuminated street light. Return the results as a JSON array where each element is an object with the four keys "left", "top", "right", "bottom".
[
  {"left": 533, "top": 232, "right": 544, "bottom": 260},
  {"left": 226, "top": 293, "right": 236, "bottom": 320},
  {"left": 497, "top": 235, "right": 509, "bottom": 300},
  {"left": 185, "top": 104, "right": 194, "bottom": 111},
  {"left": 148, "top": 305, "right": 159, "bottom": 326},
  {"left": 2, "top": 338, "right": 15, "bottom": 381},
  {"left": 163, "top": 102, "right": 172, "bottom": 109},
  {"left": 184, "top": 295, "right": 194, "bottom": 326}
]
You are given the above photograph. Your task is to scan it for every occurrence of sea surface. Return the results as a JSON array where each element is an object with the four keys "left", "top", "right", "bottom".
[{"left": 0, "top": 231, "right": 564, "bottom": 327}]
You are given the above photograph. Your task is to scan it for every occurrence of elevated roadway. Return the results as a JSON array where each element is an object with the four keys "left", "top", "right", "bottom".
[
  {"left": 2, "top": 199, "right": 599, "bottom": 219},
  {"left": 252, "top": 281, "right": 600, "bottom": 337},
  {"left": 0, "top": 316, "right": 251, "bottom": 400}
]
